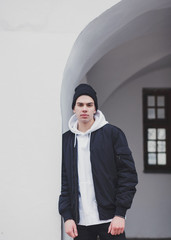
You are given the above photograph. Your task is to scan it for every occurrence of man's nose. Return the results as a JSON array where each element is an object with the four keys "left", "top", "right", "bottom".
[{"left": 82, "top": 105, "right": 87, "bottom": 111}]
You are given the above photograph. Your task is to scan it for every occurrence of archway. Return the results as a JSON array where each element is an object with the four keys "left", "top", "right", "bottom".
[
  {"left": 61, "top": 0, "right": 171, "bottom": 238},
  {"left": 61, "top": 0, "right": 171, "bottom": 129}
]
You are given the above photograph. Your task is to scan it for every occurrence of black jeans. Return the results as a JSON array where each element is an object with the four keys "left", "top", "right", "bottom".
[{"left": 74, "top": 223, "right": 126, "bottom": 240}]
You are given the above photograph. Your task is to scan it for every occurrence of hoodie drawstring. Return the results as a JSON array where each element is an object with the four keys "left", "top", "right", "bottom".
[{"left": 74, "top": 134, "right": 77, "bottom": 147}]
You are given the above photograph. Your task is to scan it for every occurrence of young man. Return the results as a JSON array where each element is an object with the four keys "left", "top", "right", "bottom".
[{"left": 59, "top": 84, "right": 138, "bottom": 240}]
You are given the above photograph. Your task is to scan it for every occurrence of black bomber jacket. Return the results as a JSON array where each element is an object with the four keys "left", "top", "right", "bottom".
[{"left": 58, "top": 124, "right": 138, "bottom": 223}]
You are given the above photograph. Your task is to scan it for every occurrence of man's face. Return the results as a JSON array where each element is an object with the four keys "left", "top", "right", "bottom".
[{"left": 73, "top": 95, "right": 96, "bottom": 124}]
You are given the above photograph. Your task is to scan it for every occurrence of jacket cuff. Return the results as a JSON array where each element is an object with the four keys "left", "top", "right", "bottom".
[
  {"left": 62, "top": 210, "right": 73, "bottom": 222},
  {"left": 115, "top": 207, "right": 127, "bottom": 218}
]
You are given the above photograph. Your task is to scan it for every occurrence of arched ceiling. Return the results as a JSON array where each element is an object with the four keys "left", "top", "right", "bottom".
[
  {"left": 87, "top": 24, "right": 171, "bottom": 106},
  {"left": 61, "top": 0, "right": 171, "bottom": 124}
]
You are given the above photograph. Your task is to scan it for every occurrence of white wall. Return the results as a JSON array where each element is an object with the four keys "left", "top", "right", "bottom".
[
  {"left": 100, "top": 68, "right": 171, "bottom": 238},
  {"left": 0, "top": 32, "right": 64, "bottom": 240}
]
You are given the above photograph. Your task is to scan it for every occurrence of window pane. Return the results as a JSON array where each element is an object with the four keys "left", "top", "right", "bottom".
[
  {"left": 148, "top": 141, "right": 156, "bottom": 152},
  {"left": 148, "top": 108, "right": 155, "bottom": 119},
  {"left": 148, "top": 128, "right": 156, "bottom": 140},
  {"left": 148, "top": 153, "right": 156, "bottom": 165},
  {"left": 157, "top": 141, "right": 166, "bottom": 152},
  {"left": 157, "top": 96, "right": 165, "bottom": 107},
  {"left": 157, "top": 129, "right": 166, "bottom": 140},
  {"left": 158, "top": 153, "right": 166, "bottom": 165},
  {"left": 157, "top": 108, "right": 165, "bottom": 119},
  {"left": 148, "top": 96, "right": 155, "bottom": 106}
]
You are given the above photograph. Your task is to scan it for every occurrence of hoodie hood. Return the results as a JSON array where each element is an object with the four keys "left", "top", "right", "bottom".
[{"left": 68, "top": 110, "right": 108, "bottom": 135}]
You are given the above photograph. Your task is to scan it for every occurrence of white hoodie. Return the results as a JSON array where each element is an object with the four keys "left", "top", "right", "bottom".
[{"left": 69, "top": 110, "right": 112, "bottom": 226}]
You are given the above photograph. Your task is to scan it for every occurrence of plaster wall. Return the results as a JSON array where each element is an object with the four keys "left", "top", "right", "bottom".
[
  {"left": 100, "top": 68, "right": 171, "bottom": 238},
  {"left": 0, "top": 32, "right": 64, "bottom": 240}
]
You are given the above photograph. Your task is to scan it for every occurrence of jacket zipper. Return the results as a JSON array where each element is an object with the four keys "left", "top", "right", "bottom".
[{"left": 73, "top": 140, "right": 79, "bottom": 223}]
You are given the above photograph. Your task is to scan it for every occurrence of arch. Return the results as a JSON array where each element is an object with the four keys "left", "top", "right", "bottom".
[
  {"left": 87, "top": 31, "right": 171, "bottom": 107},
  {"left": 61, "top": 0, "right": 171, "bottom": 131},
  {"left": 100, "top": 54, "right": 171, "bottom": 109},
  {"left": 60, "top": 0, "right": 171, "bottom": 238}
]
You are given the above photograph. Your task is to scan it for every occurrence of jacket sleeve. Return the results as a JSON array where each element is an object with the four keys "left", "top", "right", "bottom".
[
  {"left": 58, "top": 138, "right": 73, "bottom": 222},
  {"left": 113, "top": 128, "right": 138, "bottom": 218}
]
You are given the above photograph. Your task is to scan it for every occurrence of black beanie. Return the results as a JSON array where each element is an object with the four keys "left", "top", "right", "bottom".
[{"left": 72, "top": 84, "right": 98, "bottom": 110}]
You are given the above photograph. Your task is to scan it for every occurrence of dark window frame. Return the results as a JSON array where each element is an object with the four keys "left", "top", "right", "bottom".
[{"left": 143, "top": 88, "right": 171, "bottom": 173}]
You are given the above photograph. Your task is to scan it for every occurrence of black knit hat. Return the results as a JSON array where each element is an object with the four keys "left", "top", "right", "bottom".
[{"left": 72, "top": 84, "right": 98, "bottom": 110}]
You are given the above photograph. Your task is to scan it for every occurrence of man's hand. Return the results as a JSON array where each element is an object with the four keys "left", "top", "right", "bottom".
[
  {"left": 65, "top": 219, "right": 78, "bottom": 238},
  {"left": 108, "top": 216, "right": 125, "bottom": 235}
]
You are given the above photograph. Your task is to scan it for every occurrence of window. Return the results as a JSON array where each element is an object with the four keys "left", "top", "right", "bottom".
[{"left": 143, "top": 88, "right": 171, "bottom": 173}]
